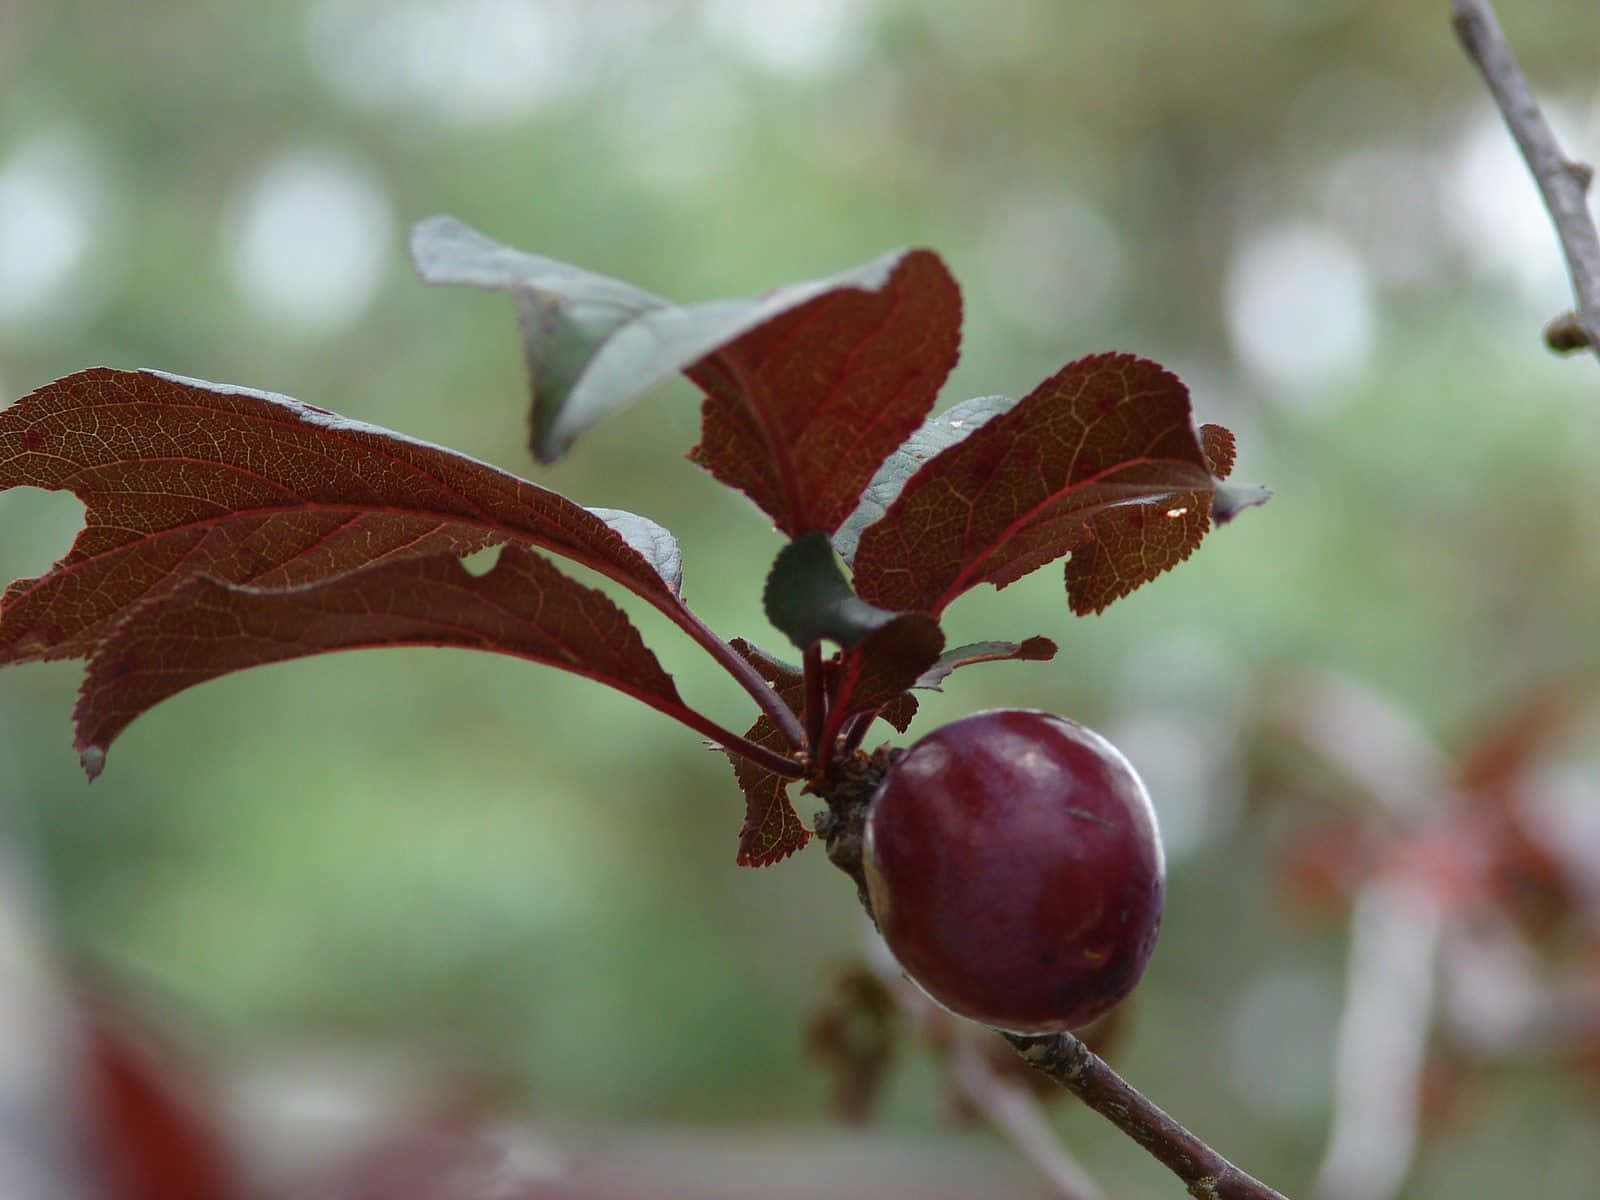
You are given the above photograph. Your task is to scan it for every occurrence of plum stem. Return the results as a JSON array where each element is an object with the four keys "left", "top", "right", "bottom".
[{"left": 1452, "top": 0, "right": 1600, "bottom": 358}]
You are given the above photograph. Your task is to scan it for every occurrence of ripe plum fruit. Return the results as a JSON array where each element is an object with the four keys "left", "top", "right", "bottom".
[{"left": 863, "top": 709, "right": 1164, "bottom": 1033}]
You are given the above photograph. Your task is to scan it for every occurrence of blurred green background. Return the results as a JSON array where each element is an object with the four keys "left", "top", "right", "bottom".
[{"left": 2, "top": 0, "right": 1599, "bottom": 1195}]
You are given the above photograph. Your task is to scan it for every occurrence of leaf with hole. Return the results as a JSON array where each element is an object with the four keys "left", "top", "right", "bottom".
[
  {"left": 0, "top": 369, "right": 688, "bottom": 668},
  {"left": 74, "top": 546, "right": 690, "bottom": 777}
]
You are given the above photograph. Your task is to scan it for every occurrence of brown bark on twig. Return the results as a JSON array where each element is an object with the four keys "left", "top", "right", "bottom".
[
  {"left": 1003, "top": 1033, "right": 1292, "bottom": 1200},
  {"left": 1451, "top": 0, "right": 1600, "bottom": 358},
  {"left": 946, "top": 1037, "right": 1108, "bottom": 1200}
]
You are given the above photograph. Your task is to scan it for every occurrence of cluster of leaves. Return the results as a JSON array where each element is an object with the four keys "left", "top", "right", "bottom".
[{"left": 0, "top": 216, "right": 1260, "bottom": 864}]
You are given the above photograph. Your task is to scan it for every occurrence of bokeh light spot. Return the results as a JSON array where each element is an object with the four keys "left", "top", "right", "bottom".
[
  {"left": 1224, "top": 222, "right": 1375, "bottom": 399},
  {"left": 223, "top": 149, "right": 394, "bottom": 330}
]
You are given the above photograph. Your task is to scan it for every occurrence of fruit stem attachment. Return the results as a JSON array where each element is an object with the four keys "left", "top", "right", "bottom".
[
  {"left": 812, "top": 751, "right": 1291, "bottom": 1200},
  {"left": 837, "top": 709, "right": 876, "bottom": 759}
]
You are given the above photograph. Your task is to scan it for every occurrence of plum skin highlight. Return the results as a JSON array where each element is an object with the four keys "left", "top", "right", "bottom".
[{"left": 863, "top": 709, "right": 1165, "bottom": 1034}]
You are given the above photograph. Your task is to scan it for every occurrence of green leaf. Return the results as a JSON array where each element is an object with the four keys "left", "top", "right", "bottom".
[
  {"left": 765, "top": 534, "right": 942, "bottom": 751},
  {"left": 411, "top": 218, "right": 961, "bottom": 492},
  {"left": 586, "top": 507, "right": 683, "bottom": 596},
  {"left": 410, "top": 216, "right": 669, "bottom": 463},
  {"left": 763, "top": 532, "right": 914, "bottom": 652}
]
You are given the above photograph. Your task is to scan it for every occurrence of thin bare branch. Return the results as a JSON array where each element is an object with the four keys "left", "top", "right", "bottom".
[
  {"left": 946, "top": 1037, "right": 1108, "bottom": 1200},
  {"left": 1451, "top": 0, "right": 1600, "bottom": 358},
  {"left": 1004, "top": 1032, "right": 1293, "bottom": 1200}
]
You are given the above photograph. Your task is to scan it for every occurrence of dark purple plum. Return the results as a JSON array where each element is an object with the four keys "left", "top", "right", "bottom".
[{"left": 864, "top": 709, "right": 1164, "bottom": 1033}]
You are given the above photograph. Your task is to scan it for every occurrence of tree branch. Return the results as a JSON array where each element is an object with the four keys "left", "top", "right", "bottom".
[
  {"left": 1451, "top": 0, "right": 1600, "bottom": 358},
  {"left": 816, "top": 755, "right": 1292, "bottom": 1200},
  {"left": 1003, "top": 1033, "right": 1291, "bottom": 1200},
  {"left": 947, "top": 1037, "right": 1108, "bottom": 1200}
]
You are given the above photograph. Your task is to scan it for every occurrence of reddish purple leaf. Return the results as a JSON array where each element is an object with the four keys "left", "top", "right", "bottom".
[
  {"left": 832, "top": 392, "right": 1012, "bottom": 563},
  {"left": 83, "top": 1001, "right": 245, "bottom": 1200},
  {"left": 687, "top": 249, "right": 961, "bottom": 536},
  {"left": 1200, "top": 423, "right": 1236, "bottom": 479},
  {"left": 74, "top": 545, "right": 686, "bottom": 775},
  {"left": 727, "top": 639, "right": 810, "bottom": 867},
  {"left": 0, "top": 369, "right": 685, "bottom": 665},
  {"left": 911, "top": 636, "right": 1058, "bottom": 691},
  {"left": 821, "top": 616, "right": 943, "bottom": 751},
  {"left": 851, "top": 353, "right": 1228, "bottom": 617},
  {"left": 877, "top": 692, "right": 919, "bottom": 734}
]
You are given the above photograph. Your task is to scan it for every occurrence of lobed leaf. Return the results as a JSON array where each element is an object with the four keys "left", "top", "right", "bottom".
[
  {"left": 726, "top": 639, "right": 810, "bottom": 867},
  {"left": 851, "top": 353, "right": 1240, "bottom": 617},
  {"left": 0, "top": 369, "right": 686, "bottom": 665},
  {"left": 74, "top": 545, "right": 686, "bottom": 776}
]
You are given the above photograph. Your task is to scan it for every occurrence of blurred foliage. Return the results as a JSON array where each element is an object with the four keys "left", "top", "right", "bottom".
[{"left": 3, "top": 0, "right": 1599, "bottom": 1195}]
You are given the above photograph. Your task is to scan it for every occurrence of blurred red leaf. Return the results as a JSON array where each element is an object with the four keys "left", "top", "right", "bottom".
[
  {"left": 1455, "top": 680, "right": 1591, "bottom": 798},
  {"left": 687, "top": 249, "right": 961, "bottom": 536},
  {"left": 74, "top": 545, "right": 687, "bottom": 776},
  {"left": 805, "top": 964, "right": 901, "bottom": 1124},
  {"left": 0, "top": 369, "right": 685, "bottom": 666},
  {"left": 83, "top": 1007, "right": 243, "bottom": 1200},
  {"left": 851, "top": 353, "right": 1231, "bottom": 616},
  {"left": 727, "top": 640, "right": 810, "bottom": 866}
]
